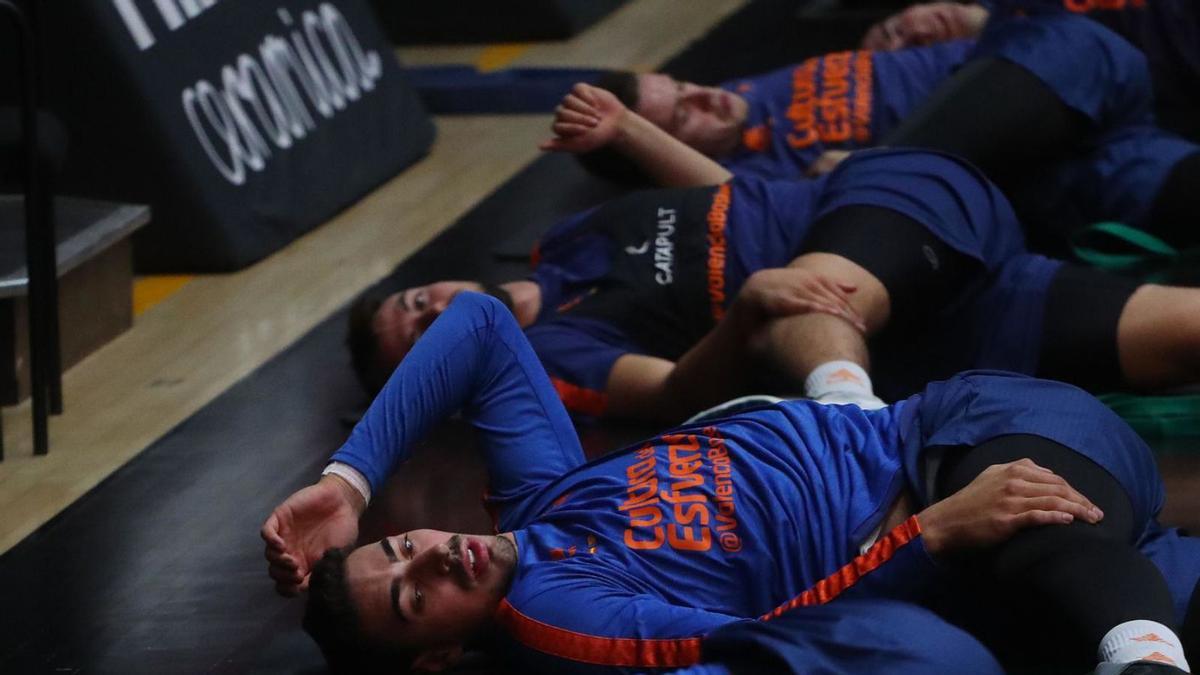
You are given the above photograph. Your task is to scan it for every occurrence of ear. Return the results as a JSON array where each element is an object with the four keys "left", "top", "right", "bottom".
[{"left": 411, "top": 644, "right": 464, "bottom": 672}]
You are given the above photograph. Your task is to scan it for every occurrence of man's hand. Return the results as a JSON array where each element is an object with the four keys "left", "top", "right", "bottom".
[
  {"left": 861, "top": 2, "right": 990, "bottom": 51},
  {"left": 540, "top": 83, "right": 628, "bottom": 154},
  {"left": 806, "top": 150, "right": 852, "bottom": 177},
  {"left": 734, "top": 267, "right": 867, "bottom": 333},
  {"left": 261, "top": 474, "right": 365, "bottom": 596},
  {"left": 918, "top": 458, "right": 1104, "bottom": 557}
]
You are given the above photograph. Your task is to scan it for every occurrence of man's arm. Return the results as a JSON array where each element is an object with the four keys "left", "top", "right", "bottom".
[
  {"left": 861, "top": 2, "right": 990, "bottom": 51},
  {"left": 604, "top": 267, "right": 865, "bottom": 422},
  {"left": 331, "top": 293, "right": 583, "bottom": 495},
  {"left": 541, "top": 83, "right": 733, "bottom": 188},
  {"left": 262, "top": 293, "right": 585, "bottom": 594},
  {"left": 917, "top": 457, "right": 1102, "bottom": 554}
]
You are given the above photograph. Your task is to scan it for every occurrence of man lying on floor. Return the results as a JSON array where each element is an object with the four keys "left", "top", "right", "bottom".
[
  {"left": 265, "top": 292, "right": 1200, "bottom": 674},
  {"left": 350, "top": 146, "right": 1200, "bottom": 424},
  {"left": 571, "top": 10, "right": 1199, "bottom": 250},
  {"left": 858, "top": 0, "right": 1199, "bottom": 141}
]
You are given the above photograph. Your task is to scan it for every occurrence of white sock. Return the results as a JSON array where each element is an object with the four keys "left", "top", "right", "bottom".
[
  {"left": 1099, "top": 620, "right": 1190, "bottom": 672},
  {"left": 804, "top": 361, "right": 885, "bottom": 410}
]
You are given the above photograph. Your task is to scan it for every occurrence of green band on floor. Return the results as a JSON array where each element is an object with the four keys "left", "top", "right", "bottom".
[
  {"left": 1072, "top": 221, "right": 1200, "bottom": 282},
  {"left": 1101, "top": 392, "right": 1200, "bottom": 439}
]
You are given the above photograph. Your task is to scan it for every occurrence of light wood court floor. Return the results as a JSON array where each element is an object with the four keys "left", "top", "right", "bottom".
[{"left": 0, "top": 0, "right": 746, "bottom": 555}]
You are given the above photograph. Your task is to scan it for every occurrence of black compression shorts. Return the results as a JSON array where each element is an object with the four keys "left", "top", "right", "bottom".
[
  {"left": 799, "top": 204, "right": 982, "bottom": 325},
  {"left": 1038, "top": 264, "right": 1141, "bottom": 391}
]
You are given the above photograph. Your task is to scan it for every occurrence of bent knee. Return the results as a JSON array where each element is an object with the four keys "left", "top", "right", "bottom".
[
  {"left": 1118, "top": 285, "right": 1200, "bottom": 389},
  {"left": 788, "top": 252, "right": 891, "bottom": 331}
]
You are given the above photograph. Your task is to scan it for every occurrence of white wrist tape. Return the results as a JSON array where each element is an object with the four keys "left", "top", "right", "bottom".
[{"left": 321, "top": 462, "right": 372, "bottom": 506}]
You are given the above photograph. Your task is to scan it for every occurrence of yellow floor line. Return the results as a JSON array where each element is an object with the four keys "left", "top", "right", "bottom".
[
  {"left": 133, "top": 275, "right": 194, "bottom": 317},
  {"left": 477, "top": 43, "right": 531, "bottom": 72}
]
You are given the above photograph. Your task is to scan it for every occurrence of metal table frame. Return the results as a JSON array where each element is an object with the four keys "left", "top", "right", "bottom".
[{"left": 1, "top": 0, "right": 61, "bottom": 459}]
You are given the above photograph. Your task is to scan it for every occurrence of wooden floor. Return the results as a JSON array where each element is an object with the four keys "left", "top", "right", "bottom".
[{"left": 0, "top": 0, "right": 746, "bottom": 555}]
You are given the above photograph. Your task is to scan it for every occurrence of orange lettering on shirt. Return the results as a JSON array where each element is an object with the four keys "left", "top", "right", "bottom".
[
  {"left": 706, "top": 184, "right": 731, "bottom": 322},
  {"left": 622, "top": 444, "right": 666, "bottom": 550},
  {"left": 786, "top": 58, "right": 819, "bottom": 148},
  {"left": 851, "top": 51, "right": 874, "bottom": 143}
]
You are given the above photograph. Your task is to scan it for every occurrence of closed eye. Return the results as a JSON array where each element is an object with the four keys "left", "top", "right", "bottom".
[{"left": 381, "top": 537, "right": 408, "bottom": 623}]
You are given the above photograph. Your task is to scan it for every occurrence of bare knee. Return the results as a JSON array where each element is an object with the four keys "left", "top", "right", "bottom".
[
  {"left": 1118, "top": 285, "right": 1200, "bottom": 389},
  {"left": 742, "top": 253, "right": 886, "bottom": 385},
  {"left": 788, "top": 252, "right": 891, "bottom": 333}
]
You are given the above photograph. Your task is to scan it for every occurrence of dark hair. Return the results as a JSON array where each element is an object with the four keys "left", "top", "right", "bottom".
[
  {"left": 347, "top": 293, "right": 387, "bottom": 397},
  {"left": 304, "top": 547, "right": 420, "bottom": 674},
  {"left": 575, "top": 70, "right": 653, "bottom": 187}
]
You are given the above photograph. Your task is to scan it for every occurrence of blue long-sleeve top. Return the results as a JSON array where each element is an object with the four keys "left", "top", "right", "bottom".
[{"left": 331, "top": 293, "right": 946, "bottom": 672}]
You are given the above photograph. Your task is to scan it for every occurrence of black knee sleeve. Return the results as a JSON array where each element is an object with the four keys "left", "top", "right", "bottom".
[
  {"left": 800, "top": 205, "right": 981, "bottom": 326},
  {"left": 1038, "top": 265, "right": 1140, "bottom": 392},
  {"left": 882, "top": 58, "right": 1090, "bottom": 186},
  {"left": 935, "top": 435, "right": 1176, "bottom": 656},
  {"left": 1149, "top": 151, "right": 1200, "bottom": 250},
  {"left": 936, "top": 434, "right": 1136, "bottom": 544},
  {"left": 1185, "top": 579, "right": 1200, "bottom": 663}
]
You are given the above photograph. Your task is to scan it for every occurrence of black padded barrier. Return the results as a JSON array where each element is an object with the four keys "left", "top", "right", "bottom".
[
  {"left": 28, "top": 0, "right": 435, "bottom": 272},
  {"left": 368, "top": 0, "right": 626, "bottom": 44}
]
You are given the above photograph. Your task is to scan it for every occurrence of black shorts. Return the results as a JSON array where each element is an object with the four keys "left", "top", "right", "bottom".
[
  {"left": 799, "top": 204, "right": 983, "bottom": 325},
  {"left": 1037, "top": 264, "right": 1140, "bottom": 391}
]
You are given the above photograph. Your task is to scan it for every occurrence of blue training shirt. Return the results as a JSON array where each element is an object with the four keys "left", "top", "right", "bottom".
[{"left": 717, "top": 41, "right": 975, "bottom": 179}]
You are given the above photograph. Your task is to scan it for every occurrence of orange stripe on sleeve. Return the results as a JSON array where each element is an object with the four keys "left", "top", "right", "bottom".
[
  {"left": 495, "top": 599, "right": 704, "bottom": 668},
  {"left": 550, "top": 377, "right": 608, "bottom": 417},
  {"left": 759, "top": 515, "right": 923, "bottom": 620}
]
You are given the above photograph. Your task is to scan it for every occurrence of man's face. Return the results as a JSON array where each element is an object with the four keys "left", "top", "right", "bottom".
[
  {"left": 346, "top": 530, "right": 519, "bottom": 659},
  {"left": 373, "top": 281, "right": 484, "bottom": 370},
  {"left": 635, "top": 73, "right": 749, "bottom": 158}
]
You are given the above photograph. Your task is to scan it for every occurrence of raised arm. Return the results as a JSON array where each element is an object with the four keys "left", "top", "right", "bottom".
[
  {"left": 262, "top": 293, "right": 584, "bottom": 594},
  {"left": 861, "top": 2, "right": 989, "bottom": 51},
  {"left": 541, "top": 82, "right": 733, "bottom": 188},
  {"left": 330, "top": 293, "right": 583, "bottom": 494}
]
